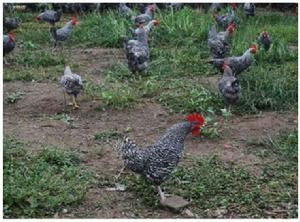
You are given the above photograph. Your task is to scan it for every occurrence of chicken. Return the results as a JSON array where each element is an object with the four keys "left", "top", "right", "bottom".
[
  {"left": 218, "top": 64, "right": 241, "bottom": 111},
  {"left": 118, "top": 3, "right": 133, "bottom": 17},
  {"left": 244, "top": 3, "right": 255, "bottom": 17},
  {"left": 35, "top": 9, "right": 62, "bottom": 26},
  {"left": 257, "top": 31, "right": 272, "bottom": 51},
  {"left": 208, "top": 22, "right": 235, "bottom": 58},
  {"left": 117, "top": 113, "right": 205, "bottom": 201},
  {"left": 50, "top": 17, "right": 77, "bottom": 50},
  {"left": 3, "top": 32, "right": 15, "bottom": 64},
  {"left": 132, "top": 4, "right": 156, "bottom": 27},
  {"left": 209, "top": 44, "right": 257, "bottom": 75},
  {"left": 124, "top": 20, "right": 159, "bottom": 73},
  {"left": 4, "top": 17, "right": 19, "bottom": 32},
  {"left": 210, "top": 3, "right": 223, "bottom": 12},
  {"left": 60, "top": 65, "right": 83, "bottom": 109},
  {"left": 168, "top": 3, "right": 183, "bottom": 10},
  {"left": 213, "top": 3, "right": 237, "bottom": 30}
]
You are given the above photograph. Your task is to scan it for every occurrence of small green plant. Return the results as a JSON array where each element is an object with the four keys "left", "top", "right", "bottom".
[
  {"left": 3, "top": 137, "right": 94, "bottom": 218},
  {"left": 93, "top": 129, "right": 124, "bottom": 142},
  {"left": 5, "top": 92, "right": 25, "bottom": 104},
  {"left": 51, "top": 113, "right": 74, "bottom": 125}
]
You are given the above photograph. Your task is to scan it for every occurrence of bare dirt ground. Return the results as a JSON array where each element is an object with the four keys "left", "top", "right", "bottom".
[{"left": 3, "top": 48, "right": 298, "bottom": 218}]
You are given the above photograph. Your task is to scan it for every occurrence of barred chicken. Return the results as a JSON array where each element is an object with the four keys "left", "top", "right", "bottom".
[
  {"left": 60, "top": 65, "right": 83, "bottom": 109},
  {"left": 218, "top": 64, "right": 241, "bottom": 111},
  {"left": 3, "top": 32, "right": 15, "bottom": 65},
  {"left": 208, "top": 22, "right": 235, "bottom": 58},
  {"left": 50, "top": 17, "right": 77, "bottom": 50},
  {"left": 36, "top": 9, "right": 62, "bottom": 26},
  {"left": 209, "top": 44, "right": 257, "bottom": 75},
  {"left": 257, "top": 31, "right": 272, "bottom": 51},
  {"left": 4, "top": 17, "right": 19, "bottom": 32},
  {"left": 213, "top": 3, "right": 237, "bottom": 30},
  {"left": 117, "top": 113, "right": 205, "bottom": 201},
  {"left": 244, "top": 3, "right": 255, "bottom": 17},
  {"left": 124, "top": 20, "right": 159, "bottom": 73},
  {"left": 118, "top": 3, "right": 133, "bottom": 17},
  {"left": 132, "top": 4, "right": 156, "bottom": 27}
]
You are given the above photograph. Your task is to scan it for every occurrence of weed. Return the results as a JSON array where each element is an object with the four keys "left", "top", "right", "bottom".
[
  {"left": 93, "top": 129, "right": 124, "bottom": 142},
  {"left": 5, "top": 91, "right": 25, "bottom": 104},
  {"left": 3, "top": 137, "right": 94, "bottom": 218}
]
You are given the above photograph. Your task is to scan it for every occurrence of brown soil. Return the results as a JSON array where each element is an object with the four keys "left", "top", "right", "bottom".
[{"left": 3, "top": 47, "right": 297, "bottom": 218}]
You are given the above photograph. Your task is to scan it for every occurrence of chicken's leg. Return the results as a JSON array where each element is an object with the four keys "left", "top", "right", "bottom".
[
  {"left": 72, "top": 95, "right": 80, "bottom": 109},
  {"left": 115, "top": 166, "right": 126, "bottom": 180}
]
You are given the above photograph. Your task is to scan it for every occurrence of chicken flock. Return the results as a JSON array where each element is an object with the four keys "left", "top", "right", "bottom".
[{"left": 3, "top": 3, "right": 274, "bottom": 203}]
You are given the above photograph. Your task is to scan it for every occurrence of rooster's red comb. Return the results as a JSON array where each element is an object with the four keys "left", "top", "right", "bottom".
[
  {"left": 186, "top": 113, "right": 205, "bottom": 125},
  {"left": 250, "top": 44, "right": 257, "bottom": 50},
  {"left": 230, "top": 3, "right": 237, "bottom": 10}
]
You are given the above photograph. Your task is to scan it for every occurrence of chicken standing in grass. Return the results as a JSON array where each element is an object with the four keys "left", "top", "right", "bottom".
[
  {"left": 244, "top": 3, "right": 255, "bottom": 17},
  {"left": 4, "top": 17, "right": 19, "bottom": 32},
  {"left": 208, "top": 22, "right": 235, "bottom": 58},
  {"left": 209, "top": 44, "right": 257, "bottom": 75},
  {"left": 118, "top": 3, "right": 133, "bottom": 17},
  {"left": 218, "top": 64, "right": 241, "bottom": 111},
  {"left": 36, "top": 9, "right": 62, "bottom": 26},
  {"left": 124, "top": 19, "right": 159, "bottom": 73},
  {"left": 213, "top": 3, "right": 237, "bottom": 30},
  {"left": 257, "top": 31, "right": 272, "bottom": 51},
  {"left": 3, "top": 32, "right": 15, "bottom": 65},
  {"left": 117, "top": 113, "right": 205, "bottom": 201},
  {"left": 132, "top": 4, "right": 156, "bottom": 27},
  {"left": 50, "top": 16, "right": 77, "bottom": 50},
  {"left": 60, "top": 65, "right": 83, "bottom": 109}
]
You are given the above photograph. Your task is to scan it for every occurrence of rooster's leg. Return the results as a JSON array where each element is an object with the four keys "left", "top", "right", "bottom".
[
  {"left": 72, "top": 95, "right": 80, "bottom": 109},
  {"left": 62, "top": 90, "right": 67, "bottom": 111},
  {"left": 157, "top": 186, "right": 166, "bottom": 201},
  {"left": 115, "top": 166, "right": 126, "bottom": 180}
]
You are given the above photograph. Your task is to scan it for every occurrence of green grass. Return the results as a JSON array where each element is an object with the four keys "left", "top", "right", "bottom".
[
  {"left": 4, "top": 6, "right": 298, "bottom": 115},
  {"left": 123, "top": 130, "right": 298, "bottom": 218},
  {"left": 3, "top": 137, "right": 95, "bottom": 218}
]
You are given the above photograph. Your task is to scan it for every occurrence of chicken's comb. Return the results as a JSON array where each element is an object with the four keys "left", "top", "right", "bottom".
[
  {"left": 71, "top": 16, "right": 77, "bottom": 21},
  {"left": 250, "top": 44, "right": 257, "bottom": 50},
  {"left": 230, "top": 3, "right": 237, "bottom": 10},
  {"left": 186, "top": 113, "right": 205, "bottom": 126}
]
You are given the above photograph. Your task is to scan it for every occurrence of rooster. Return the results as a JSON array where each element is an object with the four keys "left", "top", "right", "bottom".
[
  {"left": 244, "top": 3, "right": 255, "bottom": 17},
  {"left": 3, "top": 32, "right": 15, "bottom": 65},
  {"left": 124, "top": 20, "right": 159, "bottom": 73},
  {"left": 218, "top": 64, "right": 241, "bottom": 111},
  {"left": 118, "top": 3, "right": 133, "bottom": 17},
  {"left": 117, "top": 113, "right": 205, "bottom": 201},
  {"left": 208, "top": 22, "right": 235, "bottom": 58},
  {"left": 36, "top": 9, "right": 62, "bottom": 26},
  {"left": 60, "top": 65, "right": 83, "bottom": 109},
  {"left": 4, "top": 17, "right": 19, "bottom": 32},
  {"left": 50, "top": 17, "right": 77, "bottom": 50},
  {"left": 132, "top": 4, "right": 156, "bottom": 27},
  {"left": 213, "top": 3, "right": 237, "bottom": 30},
  {"left": 209, "top": 44, "right": 257, "bottom": 76},
  {"left": 257, "top": 31, "right": 272, "bottom": 51}
]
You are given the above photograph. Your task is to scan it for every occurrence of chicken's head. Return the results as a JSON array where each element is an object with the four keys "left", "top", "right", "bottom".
[
  {"left": 186, "top": 113, "right": 205, "bottom": 136},
  {"left": 230, "top": 3, "right": 237, "bottom": 11},
  {"left": 249, "top": 44, "right": 257, "bottom": 54},
  {"left": 149, "top": 4, "right": 156, "bottom": 12},
  {"left": 8, "top": 32, "right": 15, "bottom": 42},
  {"left": 262, "top": 31, "right": 269, "bottom": 38},
  {"left": 71, "top": 16, "right": 78, "bottom": 26},
  {"left": 228, "top": 22, "right": 235, "bottom": 33},
  {"left": 35, "top": 15, "right": 41, "bottom": 23}
]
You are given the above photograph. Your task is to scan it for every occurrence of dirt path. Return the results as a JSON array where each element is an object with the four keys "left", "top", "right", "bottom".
[{"left": 3, "top": 80, "right": 297, "bottom": 218}]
